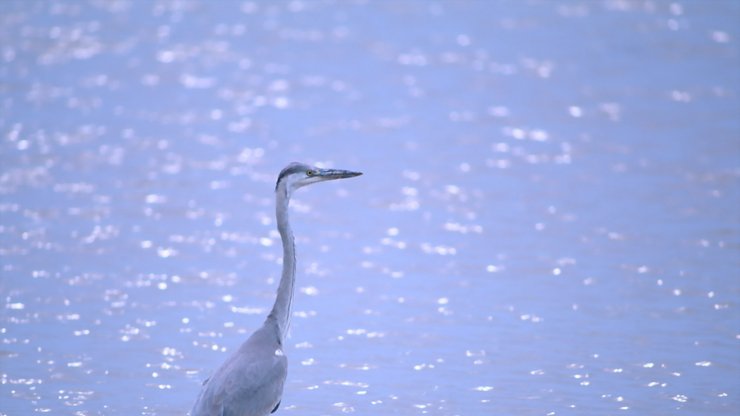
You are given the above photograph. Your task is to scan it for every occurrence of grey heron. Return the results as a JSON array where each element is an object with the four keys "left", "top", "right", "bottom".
[{"left": 190, "top": 162, "right": 362, "bottom": 416}]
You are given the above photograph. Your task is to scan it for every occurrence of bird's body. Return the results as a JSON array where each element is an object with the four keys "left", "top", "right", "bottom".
[
  {"left": 190, "top": 320, "right": 286, "bottom": 416},
  {"left": 191, "top": 162, "right": 361, "bottom": 416}
]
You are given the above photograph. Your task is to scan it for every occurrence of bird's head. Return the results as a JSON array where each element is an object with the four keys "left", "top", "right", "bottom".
[{"left": 276, "top": 162, "right": 362, "bottom": 195}]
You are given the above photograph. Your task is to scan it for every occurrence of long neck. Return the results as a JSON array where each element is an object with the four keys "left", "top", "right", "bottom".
[{"left": 267, "top": 184, "right": 296, "bottom": 341}]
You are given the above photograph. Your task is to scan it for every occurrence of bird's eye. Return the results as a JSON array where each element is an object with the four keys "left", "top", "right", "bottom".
[{"left": 306, "top": 170, "right": 315, "bottom": 176}]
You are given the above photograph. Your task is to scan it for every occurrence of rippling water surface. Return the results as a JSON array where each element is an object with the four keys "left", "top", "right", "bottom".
[{"left": 2, "top": 1, "right": 739, "bottom": 415}]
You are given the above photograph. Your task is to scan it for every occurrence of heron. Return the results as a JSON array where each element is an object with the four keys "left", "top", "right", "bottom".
[{"left": 190, "top": 162, "right": 362, "bottom": 416}]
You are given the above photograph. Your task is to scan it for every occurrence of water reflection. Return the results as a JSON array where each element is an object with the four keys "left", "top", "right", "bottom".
[{"left": 2, "top": 0, "right": 739, "bottom": 415}]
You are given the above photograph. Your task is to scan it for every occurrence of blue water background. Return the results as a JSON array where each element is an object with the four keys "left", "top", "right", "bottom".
[{"left": 1, "top": 1, "right": 738, "bottom": 415}]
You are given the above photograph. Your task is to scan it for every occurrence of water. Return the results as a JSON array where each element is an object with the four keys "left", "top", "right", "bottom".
[{"left": 1, "top": 1, "right": 739, "bottom": 415}]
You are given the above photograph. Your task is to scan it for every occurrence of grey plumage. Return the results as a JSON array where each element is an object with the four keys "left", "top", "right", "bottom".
[{"left": 191, "top": 162, "right": 362, "bottom": 416}]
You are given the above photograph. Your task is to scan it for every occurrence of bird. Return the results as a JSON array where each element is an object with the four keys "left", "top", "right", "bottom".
[{"left": 190, "top": 162, "right": 362, "bottom": 416}]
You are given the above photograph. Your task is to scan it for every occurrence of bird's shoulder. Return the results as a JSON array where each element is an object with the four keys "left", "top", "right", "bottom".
[
  {"left": 192, "top": 323, "right": 287, "bottom": 415},
  {"left": 216, "top": 322, "right": 288, "bottom": 392}
]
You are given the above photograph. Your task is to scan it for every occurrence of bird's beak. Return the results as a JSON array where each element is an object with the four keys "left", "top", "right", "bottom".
[{"left": 318, "top": 168, "right": 363, "bottom": 180}]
